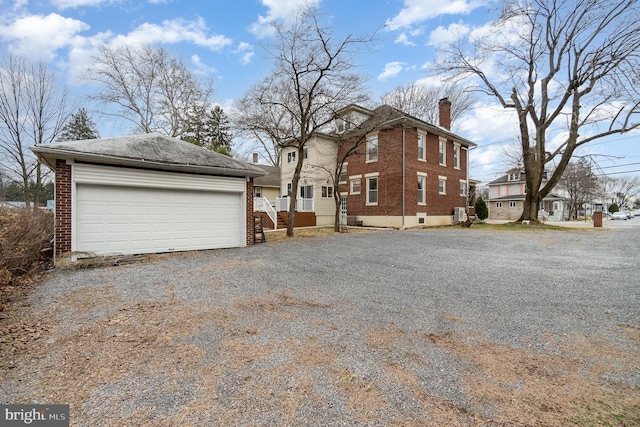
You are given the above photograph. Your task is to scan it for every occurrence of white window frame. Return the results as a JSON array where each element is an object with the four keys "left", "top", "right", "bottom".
[
  {"left": 287, "top": 150, "right": 296, "bottom": 164},
  {"left": 439, "top": 137, "right": 446, "bottom": 166},
  {"left": 303, "top": 146, "right": 308, "bottom": 160},
  {"left": 459, "top": 180, "right": 467, "bottom": 197},
  {"left": 496, "top": 202, "right": 503, "bottom": 208},
  {"left": 321, "top": 186, "right": 333, "bottom": 198},
  {"left": 438, "top": 176, "right": 447, "bottom": 195},
  {"left": 254, "top": 186, "right": 262, "bottom": 198},
  {"left": 366, "top": 134, "right": 378, "bottom": 163},
  {"left": 365, "top": 172, "right": 379, "bottom": 206},
  {"left": 453, "top": 143, "right": 461, "bottom": 170},
  {"left": 338, "top": 163, "right": 347, "bottom": 184},
  {"left": 417, "top": 173, "right": 427, "bottom": 205},
  {"left": 417, "top": 132, "right": 426, "bottom": 161},
  {"left": 300, "top": 184, "right": 313, "bottom": 199},
  {"left": 286, "top": 182, "right": 292, "bottom": 196},
  {"left": 509, "top": 201, "right": 517, "bottom": 208},
  {"left": 350, "top": 175, "right": 361, "bottom": 195}
]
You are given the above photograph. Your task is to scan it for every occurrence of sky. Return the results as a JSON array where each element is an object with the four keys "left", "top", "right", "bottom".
[{"left": 1, "top": 0, "right": 638, "bottom": 184}]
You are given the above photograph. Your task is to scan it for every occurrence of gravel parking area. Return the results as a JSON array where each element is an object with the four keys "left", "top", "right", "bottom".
[{"left": 1, "top": 227, "right": 639, "bottom": 426}]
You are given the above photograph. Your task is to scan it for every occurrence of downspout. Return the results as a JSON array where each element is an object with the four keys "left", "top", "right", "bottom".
[
  {"left": 466, "top": 144, "right": 477, "bottom": 215},
  {"left": 402, "top": 122, "right": 406, "bottom": 229}
]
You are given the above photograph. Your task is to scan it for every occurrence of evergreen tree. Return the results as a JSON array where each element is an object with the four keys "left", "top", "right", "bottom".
[
  {"left": 182, "top": 106, "right": 233, "bottom": 156},
  {"left": 58, "top": 108, "right": 100, "bottom": 141},
  {"left": 476, "top": 197, "right": 488, "bottom": 220}
]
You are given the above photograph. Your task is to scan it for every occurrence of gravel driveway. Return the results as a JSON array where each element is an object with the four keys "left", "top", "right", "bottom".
[{"left": 2, "top": 227, "right": 639, "bottom": 426}]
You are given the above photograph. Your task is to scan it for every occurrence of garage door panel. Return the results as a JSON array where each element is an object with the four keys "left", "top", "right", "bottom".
[{"left": 76, "top": 184, "right": 243, "bottom": 255}]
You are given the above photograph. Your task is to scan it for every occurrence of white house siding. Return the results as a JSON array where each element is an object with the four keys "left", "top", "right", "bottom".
[{"left": 280, "top": 136, "right": 339, "bottom": 225}]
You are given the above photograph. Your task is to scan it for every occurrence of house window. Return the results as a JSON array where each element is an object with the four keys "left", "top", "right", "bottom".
[
  {"left": 338, "top": 165, "right": 347, "bottom": 184},
  {"left": 459, "top": 181, "right": 466, "bottom": 197},
  {"left": 439, "top": 138, "right": 446, "bottom": 166},
  {"left": 321, "top": 186, "right": 333, "bottom": 198},
  {"left": 417, "top": 174, "right": 426, "bottom": 205},
  {"left": 300, "top": 185, "right": 313, "bottom": 199},
  {"left": 453, "top": 144, "right": 460, "bottom": 169},
  {"left": 287, "top": 150, "right": 296, "bottom": 164},
  {"left": 438, "top": 176, "right": 447, "bottom": 195},
  {"left": 350, "top": 177, "right": 361, "bottom": 194},
  {"left": 367, "top": 135, "right": 378, "bottom": 162},
  {"left": 417, "top": 133, "right": 426, "bottom": 161},
  {"left": 496, "top": 202, "right": 503, "bottom": 208},
  {"left": 254, "top": 186, "right": 263, "bottom": 198},
  {"left": 367, "top": 177, "right": 378, "bottom": 205},
  {"left": 303, "top": 146, "right": 308, "bottom": 160},
  {"left": 509, "top": 201, "right": 517, "bottom": 208}
]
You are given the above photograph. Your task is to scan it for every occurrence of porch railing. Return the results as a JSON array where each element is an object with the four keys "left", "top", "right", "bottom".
[
  {"left": 276, "top": 197, "right": 314, "bottom": 212},
  {"left": 254, "top": 197, "right": 278, "bottom": 230}
]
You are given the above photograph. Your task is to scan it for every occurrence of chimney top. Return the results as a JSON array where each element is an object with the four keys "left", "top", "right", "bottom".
[{"left": 439, "top": 97, "right": 451, "bottom": 130}]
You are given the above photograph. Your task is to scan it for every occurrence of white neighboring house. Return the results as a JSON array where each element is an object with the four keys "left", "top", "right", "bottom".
[
  {"left": 487, "top": 168, "right": 569, "bottom": 221},
  {"left": 280, "top": 134, "right": 340, "bottom": 227}
]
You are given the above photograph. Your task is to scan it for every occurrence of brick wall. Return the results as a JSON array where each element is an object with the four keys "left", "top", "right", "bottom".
[
  {"left": 55, "top": 159, "right": 72, "bottom": 256},
  {"left": 340, "top": 125, "right": 468, "bottom": 219},
  {"left": 246, "top": 178, "right": 255, "bottom": 246}
]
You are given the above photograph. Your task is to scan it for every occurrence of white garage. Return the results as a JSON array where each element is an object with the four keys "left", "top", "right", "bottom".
[{"left": 32, "top": 133, "right": 264, "bottom": 262}]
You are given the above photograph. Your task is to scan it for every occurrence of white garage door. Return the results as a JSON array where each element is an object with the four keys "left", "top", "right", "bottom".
[{"left": 76, "top": 184, "right": 243, "bottom": 255}]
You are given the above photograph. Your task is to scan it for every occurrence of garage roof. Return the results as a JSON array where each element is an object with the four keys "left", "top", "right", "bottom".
[{"left": 32, "top": 133, "right": 265, "bottom": 178}]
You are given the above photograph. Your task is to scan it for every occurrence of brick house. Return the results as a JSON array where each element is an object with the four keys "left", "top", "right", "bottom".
[
  {"left": 279, "top": 99, "right": 477, "bottom": 228},
  {"left": 487, "top": 168, "right": 568, "bottom": 220}
]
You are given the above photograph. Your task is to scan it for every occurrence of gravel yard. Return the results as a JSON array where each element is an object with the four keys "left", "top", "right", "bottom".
[{"left": 1, "top": 227, "right": 639, "bottom": 426}]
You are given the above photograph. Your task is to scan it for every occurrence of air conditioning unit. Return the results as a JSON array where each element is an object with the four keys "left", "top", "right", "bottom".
[{"left": 453, "top": 207, "right": 467, "bottom": 222}]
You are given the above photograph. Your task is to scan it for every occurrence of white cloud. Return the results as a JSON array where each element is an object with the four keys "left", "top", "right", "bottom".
[
  {"left": 249, "top": 0, "right": 320, "bottom": 38},
  {"left": 0, "top": 13, "right": 90, "bottom": 61},
  {"left": 51, "top": 0, "right": 111, "bottom": 8},
  {"left": 427, "top": 22, "right": 470, "bottom": 47},
  {"left": 386, "top": 0, "right": 488, "bottom": 31},
  {"left": 109, "top": 17, "right": 232, "bottom": 51},
  {"left": 235, "top": 42, "right": 255, "bottom": 65},
  {"left": 191, "top": 54, "right": 217, "bottom": 75},
  {"left": 377, "top": 62, "right": 405, "bottom": 81},
  {"left": 394, "top": 32, "right": 416, "bottom": 46}
]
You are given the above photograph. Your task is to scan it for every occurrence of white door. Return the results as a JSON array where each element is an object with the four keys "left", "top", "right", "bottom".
[{"left": 75, "top": 184, "right": 242, "bottom": 255}]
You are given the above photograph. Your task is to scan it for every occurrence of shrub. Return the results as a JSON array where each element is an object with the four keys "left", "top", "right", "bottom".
[
  {"left": 0, "top": 207, "right": 54, "bottom": 284},
  {"left": 476, "top": 197, "right": 489, "bottom": 220},
  {"left": 608, "top": 203, "right": 619, "bottom": 213}
]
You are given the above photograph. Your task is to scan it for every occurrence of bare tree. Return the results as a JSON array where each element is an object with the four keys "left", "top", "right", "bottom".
[
  {"left": 434, "top": 0, "right": 640, "bottom": 222},
  {"left": 602, "top": 175, "right": 640, "bottom": 209},
  {"left": 381, "top": 82, "right": 473, "bottom": 129},
  {"left": 0, "top": 56, "right": 70, "bottom": 206},
  {"left": 562, "top": 158, "right": 599, "bottom": 219},
  {"left": 234, "top": 5, "right": 370, "bottom": 237},
  {"left": 86, "top": 45, "right": 214, "bottom": 137}
]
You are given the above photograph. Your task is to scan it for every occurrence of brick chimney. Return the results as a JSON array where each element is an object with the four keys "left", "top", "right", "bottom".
[
  {"left": 439, "top": 97, "right": 451, "bottom": 130},
  {"left": 252, "top": 153, "right": 259, "bottom": 164}
]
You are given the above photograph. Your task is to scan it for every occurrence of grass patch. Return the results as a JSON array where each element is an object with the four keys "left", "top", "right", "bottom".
[
  {"left": 470, "top": 221, "right": 587, "bottom": 231},
  {"left": 264, "top": 226, "right": 378, "bottom": 243}
]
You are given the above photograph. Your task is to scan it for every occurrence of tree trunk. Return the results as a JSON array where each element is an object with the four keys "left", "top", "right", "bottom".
[
  {"left": 286, "top": 145, "right": 306, "bottom": 237},
  {"left": 333, "top": 189, "right": 341, "bottom": 232}
]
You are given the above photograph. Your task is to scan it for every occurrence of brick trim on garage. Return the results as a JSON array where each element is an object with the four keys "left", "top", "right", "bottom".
[
  {"left": 55, "top": 159, "right": 72, "bottom": 257},
  {"left": 246, "top": 178, "right": 255, "bottom": 246}
]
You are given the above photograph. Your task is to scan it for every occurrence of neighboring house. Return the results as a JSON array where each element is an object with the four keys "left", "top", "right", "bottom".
[
  {"left": 487, "top": 168, "right": 568, "bottom": 220},
  {"left": 280, "top": 99, "right": 477, "bottom": 228},
  {"left": 31, "top": 133, "right": 264, "bottom": 264}
]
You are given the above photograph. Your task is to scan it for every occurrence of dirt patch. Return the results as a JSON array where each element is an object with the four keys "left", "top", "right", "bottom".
[
  {"left": 425, "top": 330, "right": 640, "bottom": 426},
  {"left": 265, "top": 226, "right": 379, "bottom": 243},
  {"left": 1, "top": 276, "right": 638, "bottom": 425}
]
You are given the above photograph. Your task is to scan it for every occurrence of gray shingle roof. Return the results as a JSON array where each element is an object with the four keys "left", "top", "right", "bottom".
[{"left": 32, "top": 133, "right": 265, "bottom": 178}]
